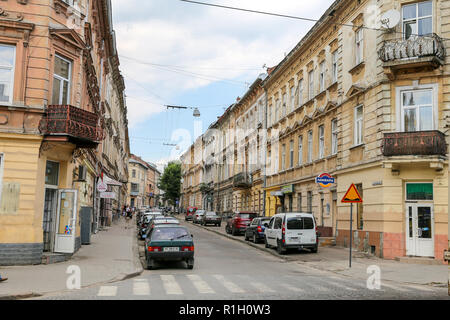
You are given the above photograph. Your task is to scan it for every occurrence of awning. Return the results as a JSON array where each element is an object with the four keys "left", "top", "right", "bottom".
[{"left": 102, "top": 174, "right": 122, "bottom": 186}]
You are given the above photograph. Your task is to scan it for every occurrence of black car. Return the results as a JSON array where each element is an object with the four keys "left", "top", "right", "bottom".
[
  {"left": 139, "top": 214, "right": 164, "bottom": 239},
  {"left": 244, "top": 217, "right": 271, "bottom": 243},
  {"left": 144, "top": 225, "right": 195, "bottom": 270},
  {"left": 201, "top": 212, "right": 221, "bottom": 226}
]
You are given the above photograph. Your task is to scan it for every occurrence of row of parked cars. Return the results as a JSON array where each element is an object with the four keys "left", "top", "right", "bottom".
[
  {"left": 137, "top": 208, "right": 195, "bottom": 270},
  {"left": 186, "top": 207, "right": 319, "bottom": 255}
]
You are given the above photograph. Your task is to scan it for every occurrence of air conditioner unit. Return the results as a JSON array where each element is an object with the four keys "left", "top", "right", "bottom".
[{"left": 77, "top": 165, "right": 87, "bottom": 181}]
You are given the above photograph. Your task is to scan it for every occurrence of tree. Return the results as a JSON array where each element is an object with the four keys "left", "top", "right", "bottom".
[{"left": 158, "top": 161, "right": 181, "bottom": 206}]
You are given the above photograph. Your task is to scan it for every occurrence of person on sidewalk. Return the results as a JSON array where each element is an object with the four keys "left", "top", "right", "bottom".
[{"left": 0, "top": 274, "right": 7, "bottom": 283}]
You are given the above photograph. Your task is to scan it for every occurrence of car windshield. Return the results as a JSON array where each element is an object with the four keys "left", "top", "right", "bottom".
[
  {"left": 206, "top": 212, "right": 216, "bottom": 216},
  {"left": 151, "top": 227, "right": 191, "bottom": 241},
  {"left": 239, "top": 214, "right": 255, "bottom": 219},
  {"left": 286, "top": 217, "right": 315, "bottom": 230}
]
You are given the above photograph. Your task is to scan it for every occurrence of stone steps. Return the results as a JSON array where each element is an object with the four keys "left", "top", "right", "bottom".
[{"left": 395, "top": 256, "right": 444, "bottom": 266}]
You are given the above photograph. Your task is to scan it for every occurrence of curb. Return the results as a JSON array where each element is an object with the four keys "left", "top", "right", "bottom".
[{"left": 0, "top": 292, "right": 43, "bottom": 300}]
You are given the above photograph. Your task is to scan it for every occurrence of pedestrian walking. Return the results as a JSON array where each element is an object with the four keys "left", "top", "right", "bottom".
[{"left": 0, "top": 274, "right": 7, "bottom": 283}]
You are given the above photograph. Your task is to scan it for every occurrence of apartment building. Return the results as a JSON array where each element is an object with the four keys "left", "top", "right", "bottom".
[
  {"left": 0, "top": 0, "right": 129, "bottom": 265},
  {"left": 180, "top": 136, "right": 204, "bottom": 210},
  {"left": 262, "top": 0, "right": 448, "bottom": 262}
]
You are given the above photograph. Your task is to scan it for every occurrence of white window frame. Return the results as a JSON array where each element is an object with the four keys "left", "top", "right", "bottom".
[
  {"left": 289, "top": 139, "right": 294, "bottom": 168},
  {"left": 332, "top": 50, "right": 338, "bottom": 83},
  {"left": 290, "top": 86, "right": 295, "bottom": 113},
  {"left": 282, "top": 93, "right": 287, "bottom": 117},
  {"left": 0, "top": 44, "right": 16, "bottom": 105},
  {"left": 402, "top": 1, "right": 433, "bottom": 39},
  {"left": 319, "top": 125, "right": 325, "bottom": 159},
  {"left": 331, "top": 119, "right": 338, "bottom": 155},
  {"left": 298, "top": 135, "right": 303, "bottom": 166},
  {"left": 53, "top": 54, "right": 72, "bottom": 105},
  {"left": 355, "top": 28, "right": 364, "bottom": 65},
  {"left": 354, "top": 105, "right": 364, "bottom": 146},
  {"left": 281, "top": 143, "right": 286, "bottom": 171},
  {"left": 396, "top": 83, "right": 438, "bottom": 132},
  {"left": 319, "top": 61, "right": 325, "bottom": 92},
  {"left": 307, "top": 130, "right": 313, "bottom": 163},
  {"left": 308, "top": 70, "right": 314, "bottom": 100},
  {"left": 298, "top": 79, "right": 304, "bottom": 106}
]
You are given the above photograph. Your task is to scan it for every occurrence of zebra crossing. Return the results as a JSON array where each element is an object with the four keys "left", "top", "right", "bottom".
[{"left": 94, "top": 274, "right": 441, "bottom": 298}]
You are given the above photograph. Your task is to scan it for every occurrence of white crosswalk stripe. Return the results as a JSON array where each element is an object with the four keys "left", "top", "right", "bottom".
[
  {"left": 213, "top": 275, "right": 245, "bottom": 293},
  {"left": 279, "top": 283, "right": 305, "bottom": 293},
  {"left": 326, "top": 278, "right": 359, "bottom": 291},
  {"left": 187, "top": 275, "right": 215, "bottom": 294},
  {"left": 249, "top": 281, "right": 276, "bottom": 293},
  {"left": 133, "top": 279, "right": 150, "bottom": 296},
  {"left": 97, "top": 286, "right": 118, "bottom": 297},
  {"left": 161, "top": 275, "right": 183, "bottom": 295}
]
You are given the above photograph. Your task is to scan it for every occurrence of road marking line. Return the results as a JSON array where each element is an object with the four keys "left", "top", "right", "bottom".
[
  {"left": 161, "top": 275, "right": 183, "bottom": 295},
  {"left": 326, "top": 278, "right": 359, "bottom": 291},
  {"left": 279, "top": 283, "right": 305, "bottom": 293},
  {"left": 97, "top": 286, "right": 118, "bottom": 297},
  {"left": 213, "top": 275, "right": 245, "bottom": 293},
  {"left": 187, "top": 275, "right": 215, "bottom": 294},
  {"left": 249, "top": 281, "right": 276, "bottom": 293},
  {"left": 133, "top": 279, "right": 150, "bottom": 296},
  {"left": 381, "top": 282, "right": 410, "bottom": 292}
]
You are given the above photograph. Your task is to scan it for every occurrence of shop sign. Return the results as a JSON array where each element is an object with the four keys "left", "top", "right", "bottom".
[
  {"left": 315, "top": 173, "right": 335, "bottom": 188},
  {"left": 281, "top": 185, "right": 294, "bottom": 194},
  {"left": 100, "top": 192, "right": 116, "bottom": 199},
  {"left": 97, "top": 179, "right": 107, "bottom": 193}
]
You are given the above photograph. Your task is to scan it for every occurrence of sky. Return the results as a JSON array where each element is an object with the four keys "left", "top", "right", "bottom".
[{"left": 110, "top": 0, "right": 336, "bottom": 172}]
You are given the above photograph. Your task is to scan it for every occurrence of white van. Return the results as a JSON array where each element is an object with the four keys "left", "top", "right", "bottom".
[{"left": 264, "top": 212, "right": 318, "bottom": 254}]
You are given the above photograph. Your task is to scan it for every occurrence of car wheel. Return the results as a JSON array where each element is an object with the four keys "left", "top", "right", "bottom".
[
  {"left": 311, "top": 245, "right": 318, "bottom": 253},
  {"left": 186, "top": 258, "right": 194, "bottom": 269},
  {"left": 244, "top": 233, "right": 249, "bottom": 241},
  {"left": 253, "top": 234, "right": 258, "bottom": 244},
  {"left": 277, "top": 240, "right": 286, "bottom": 255},
  {"left": 147, "top": 258, "right": 155, "bottom": 270},
  {"left": 218, "top": 223, "right": 221, "bottom": 227},
  {"left": 226, "top": 226, "right": 230, "bottom": 234},
  {"left": 232, "top": 227, "right": 238, "bottom": 236}
]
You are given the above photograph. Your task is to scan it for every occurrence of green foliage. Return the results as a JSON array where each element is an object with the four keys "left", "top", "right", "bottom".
[{"left": 157, "top": 161, "right": 181, "bottom": 206}]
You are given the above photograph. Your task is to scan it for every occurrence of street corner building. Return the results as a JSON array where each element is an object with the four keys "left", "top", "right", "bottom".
[
  {"left": 0, "top": 0, "right": 130, "bottom": 266},
  {"left": 181, "top": 0, "right": 449, "bottom": 264}
]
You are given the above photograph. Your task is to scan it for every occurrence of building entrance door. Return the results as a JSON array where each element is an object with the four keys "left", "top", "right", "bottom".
[
  {"left": 406, "top": 204, "right": 434, "bottom": 257},
  {"left": 54, "top": 189, "right": 78, "bottom": 254},
  {"left": 42, "top": 188, "right": 58, "bottom": 252}
]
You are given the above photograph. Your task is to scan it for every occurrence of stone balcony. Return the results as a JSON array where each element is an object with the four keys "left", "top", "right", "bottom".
[
  {"left": 378, "top": 34, "right": 445, "bottom": 77},
  {"left": 39, "top": 105, "right": 103, "bottom": 148},
  {"left": 233, "top": 172, "right": 252, "bottom": 189},
  {"left": 382, "top": 131, "right": 447, "bottom": 157}
]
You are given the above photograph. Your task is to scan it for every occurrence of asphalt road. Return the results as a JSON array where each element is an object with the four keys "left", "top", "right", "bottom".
[{"left": 33, "top": 221, "right": 448, "bottom": 300}]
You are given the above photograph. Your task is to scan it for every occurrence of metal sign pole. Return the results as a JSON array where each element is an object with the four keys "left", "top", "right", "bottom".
[{"left": 349, "top": 203, "right": 353, "bottom": 268}]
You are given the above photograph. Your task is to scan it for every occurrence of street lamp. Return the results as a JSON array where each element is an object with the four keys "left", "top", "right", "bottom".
[
  {"left": 193, "top": 108, "right": 201, "bottom": 117},
  {"left": 166, "top": 105, "right": 200, "bottom": 118}
]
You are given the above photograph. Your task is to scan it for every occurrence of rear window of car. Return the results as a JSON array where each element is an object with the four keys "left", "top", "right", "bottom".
[
  {"left": 206, "top": 212, "right": 216, "bottom": 216},
  {"left": 286, "top": 217, "right": 315, "bottom": 230},
  {"left": 239, "top": 214, "right": 255, "bottom": 219},
  {"left": 151, "top": 227, "right": 191, "bottom": 241}
]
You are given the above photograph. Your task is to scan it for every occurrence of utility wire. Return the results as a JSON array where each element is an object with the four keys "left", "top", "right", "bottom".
[{"left": 179, "top": 0, "right": 450, "bottom": 41}]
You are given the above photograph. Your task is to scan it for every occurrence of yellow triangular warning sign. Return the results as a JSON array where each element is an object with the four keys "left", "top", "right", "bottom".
[{"left": 341, "top": 184, "right": 363, "bottom": 203}]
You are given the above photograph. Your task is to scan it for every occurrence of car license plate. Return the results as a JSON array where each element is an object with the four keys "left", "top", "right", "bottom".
[
  {"left": 290, "top": 237, "right": 299, "bottom": 240},
  {"left": 163, "top": 247, "right": 179, "bottom": 252}
]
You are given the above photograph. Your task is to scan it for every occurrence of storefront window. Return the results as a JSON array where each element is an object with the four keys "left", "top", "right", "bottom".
[{"left": 406, "top": 183, "right": 433, "bottom": 200}]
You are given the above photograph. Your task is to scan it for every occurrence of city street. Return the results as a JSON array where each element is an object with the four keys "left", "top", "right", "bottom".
[{"left": 31, "top": 221, "right": 448, "bottom": 300}]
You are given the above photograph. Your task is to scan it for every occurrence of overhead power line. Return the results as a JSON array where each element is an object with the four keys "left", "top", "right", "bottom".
[{"left": 179, "top": 0, "right": 450, "bottom": 41}]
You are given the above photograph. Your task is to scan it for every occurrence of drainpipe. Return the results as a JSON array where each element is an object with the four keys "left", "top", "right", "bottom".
[{"left": 262, "top": 89, "right": 268, "bottom": 217}]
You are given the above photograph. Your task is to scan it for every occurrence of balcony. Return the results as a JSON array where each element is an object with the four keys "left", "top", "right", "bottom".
[
  {"left": 382, "top": 131, "right": 447, "bottom": 157},
  {"left": 233, "top": 172, "right": 252, "bottom": 189},
  {"left": 378, "top": 34, "right": 445, "bottom": 76},
  {"left": 39, "top": 105, "right": 103, "bottom": 148}
]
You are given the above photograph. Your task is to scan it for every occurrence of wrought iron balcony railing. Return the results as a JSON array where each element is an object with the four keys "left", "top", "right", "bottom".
[
  {"left": 40, "top": 105, "right": 103, "bottom": 147},
  {"left": 233, "top": 172, "right": 252, "bottom": 188},
  {"left": 382, "top": 131, "right": 447, "bottom": 157},
  {"left": 378, "top": 34, "right": 445, "bottom": 64}
]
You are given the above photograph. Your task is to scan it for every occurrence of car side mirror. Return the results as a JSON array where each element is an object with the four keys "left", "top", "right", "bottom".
[{"left": 263, "top": 223, "right": 269, "bottom": 228}]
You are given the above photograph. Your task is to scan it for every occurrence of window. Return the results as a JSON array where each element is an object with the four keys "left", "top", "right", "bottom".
[
  {"left": 131, "top": 183, "right": 139, "bottom": 193},
  {"left": 307, "top": 191, "right": 312, "bottom": 213},
  {"left": 331, "top": 119, "right": 338, "bottom": 155},
  {"left": 281, "top": 144, "right": 286, "bottom": 171},
  {"left": 282, "top": 93, "right": 287, "bottom": 117},
  {"left": 308, "top": 70, "right": 314, "bottom": 100},
  {"left": 406, "top": 183, "right": 433, "bottom": 200},
  {"left": 290, "top": 86, "right": 295, "bottom": 112},
  {"left": 267, "top": 150, "right": 271, "bottom": 174},
  {"left": 332, "top": 50, "right": 338, "bottom": 83},
  {"left": 356, "top": 184, "right": 363, "bottom": 230},
  {"left": 354, "top": 105, "right": 363, "bottom": 146},
  {"left": 355, "top": 28, "right": 364, "bottom": 65},
  {"left": 0, "top": 44, "right": 16, "bottom": 104},
  {"left": 298, "top": 135, "right": 303, "bottom": 166},
  {"left": 401, "top": 89, "right": 433, "bottom": 131},
  {"left": 307, "top": 130, "right": 313, "bottom": 163},
  {"left": 318, "top": 125, "right": 325, "bottom": 159},
  {"left": 297, "top": 193, "right": 302, "bottom": 211},
  {"left": 275, "top": 99, "right": 280, "bottom": 122},
  {"left": 52, "top": 55, "right": 72, "bottom": 105},
  {"left": 62, "top": 0, "right": 75, "bottom": 5},
  {"left": 298, "top": 79, "right": 304, "bottom": 106},
  {"left": 289, "top": 140, "right": 294, "bottom": 168},
  {"left": 274, "top": 217, "right": 283, "bottom": 229},
  {"left": 45, "top": 161, "right": 59, "bottom": 186},
  {"left": 402, "top": 1, "right": 432, "bottom": 40},
  {"left": 132, "top": 169, "right": 136, "bottom": 178},
  {"left": 319, "top": 61, "right": 325, "bottom": 92}
]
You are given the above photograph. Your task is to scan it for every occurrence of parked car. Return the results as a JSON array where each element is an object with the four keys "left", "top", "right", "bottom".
[
  {"left": 139, "top": 213, "right": 165, "bottom": 239},
  {"left": 201, "top": 211, "right": 221, "bottom": 226},
  {"left": 193, "top": 210, "right": 206, "bottom": 224},
  {"left": 144, "top": 225, "right": 195, "bottom": 270},
  {"left": 264, "top": 212, "right": 318, "bottom": 254},
  {"left": 244, "top": 217, "right": 271, "bottom": 243},
  {"left": 185, "top": 207, "right": 197, "bottom": 221},
  {"left": 225, "top": 212, "right": 257, "bottom": 236}
]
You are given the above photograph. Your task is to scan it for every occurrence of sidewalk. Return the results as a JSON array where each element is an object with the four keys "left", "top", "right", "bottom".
[
  {"left": 184, "top": 218, "right": 448, "bottom": 287},
  {"left": 0, "top": 217, "right": 143, "bottom": 299}
]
